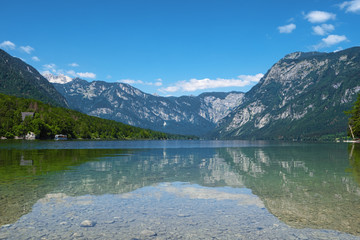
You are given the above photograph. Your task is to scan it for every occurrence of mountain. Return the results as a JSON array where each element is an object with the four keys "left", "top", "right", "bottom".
[
  {"left": 0, "top": 93, "right": 191, "bottom": 140},
  {"left": 0, "top": 49, "right": 68, "bottom": 107},
  {"left": 52, "top": 79, "right": 244, "bottom": 136},
  {"left": 215, "top": 47, "right": 360, "bottom": 140}
]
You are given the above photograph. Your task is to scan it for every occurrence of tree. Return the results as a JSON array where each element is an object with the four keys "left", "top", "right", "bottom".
[{"left": 347, "top": 93, "right": 360, "bottom": 138}]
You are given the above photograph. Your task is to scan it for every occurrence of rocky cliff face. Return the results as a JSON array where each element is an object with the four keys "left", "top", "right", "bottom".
[
  {"left": 216, "top": 47, "right": 360, "bottom": 140},
  {"left": 53, "top": 79, "right": 244, "bottom": 136}
]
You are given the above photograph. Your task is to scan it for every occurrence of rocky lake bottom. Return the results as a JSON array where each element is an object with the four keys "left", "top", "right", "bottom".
[
  {"left": 1, "top": 183, "right": 359, "bottom": 240},
  {"left": 1, "top": 140, "right": 360, "bottom": 239}
]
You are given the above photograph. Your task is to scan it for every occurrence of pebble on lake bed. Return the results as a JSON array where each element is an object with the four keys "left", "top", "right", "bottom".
[
  {"left": 177, "top": 213, "right": 190, "bottom": 217},
  {"left": 104, "top": 220, "right": 115, "bottom": 224},
  {"left": 72, "top": 232, "right": 84, "bottom": 238},
  {"left": 140, "top": 230, "right": 157, "bottom": 237},
  {"left": 80, "top": 220, "right": 96, "bottom": 227}
]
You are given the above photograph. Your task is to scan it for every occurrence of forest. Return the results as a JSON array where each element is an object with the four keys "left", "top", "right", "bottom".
[{"left": 0, "top": 93, "right": 194, "bottom": 140}]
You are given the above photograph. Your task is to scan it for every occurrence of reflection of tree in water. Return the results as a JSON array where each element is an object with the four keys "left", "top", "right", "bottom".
[
  {"left": 0, "top": 148, "right": 241, "bottom": 226},
  {"left": 348, "top": 144, "right": 360, "bottom": 186},
  {"left": 219, "top": 145, "right": 360, "bottom": 236},
  {"left": 0, "top": 148, "right": 131, "bottom": 226}
]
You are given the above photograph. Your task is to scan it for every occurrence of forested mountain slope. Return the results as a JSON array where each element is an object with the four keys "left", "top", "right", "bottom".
[
  {"left": 0, "top": 93, "right": 190, "bottom": 140},
  {"left": 0, "top": 49, "right": 68, "bottom": 107}
]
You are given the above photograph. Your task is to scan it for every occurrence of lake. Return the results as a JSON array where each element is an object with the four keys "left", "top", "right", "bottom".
[{"left": 0, "top": 140, "right": 360, "bottom": 239}]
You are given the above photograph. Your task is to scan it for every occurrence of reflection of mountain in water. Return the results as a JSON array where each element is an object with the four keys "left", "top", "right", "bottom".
[
  {"left": 51, "top": 148, "right": 245, "bottom": 196},
  {"left": 218, "top": 144, "right": 360, "bottom": 236},
  {"left": 0, "top": 148, "right": 243, "bottom": 225},
  {"left": 1, "top": 144, "right": 360, "bottom": 236}
]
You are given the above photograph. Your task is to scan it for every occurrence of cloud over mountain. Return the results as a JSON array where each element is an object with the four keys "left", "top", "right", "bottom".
[
  {"left": 160, "top": 74, "right": 264, "bottom": 93},
  {"left": 0, "top": 41, "right": 16, "bottom": 50}
]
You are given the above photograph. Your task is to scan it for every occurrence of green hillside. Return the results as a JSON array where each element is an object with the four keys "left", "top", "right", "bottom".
[
  {"left": 0, "top": 49, "right": 68, "bottom": 107},
  {"left": 0, "top": 93, "right": 193, "bottom": 140}
]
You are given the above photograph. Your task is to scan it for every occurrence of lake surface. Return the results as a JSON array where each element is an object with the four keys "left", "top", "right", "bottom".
[{"left": 1, "top": 140, "right": 360, "bottom": 239}]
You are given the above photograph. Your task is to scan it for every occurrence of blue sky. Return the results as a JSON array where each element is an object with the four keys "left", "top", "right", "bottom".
[{"left": 1, "top": 0, "right": 359, "bottom": 96}]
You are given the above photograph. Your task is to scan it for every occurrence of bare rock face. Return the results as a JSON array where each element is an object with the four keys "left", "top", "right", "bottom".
[{"left": 216, "top": 47, "right": 360, "bottom": 140}]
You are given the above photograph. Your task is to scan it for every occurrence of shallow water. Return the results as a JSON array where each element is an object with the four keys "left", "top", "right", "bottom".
[{"left": 0, "top": 140, "right": 360, "bottom": 239}]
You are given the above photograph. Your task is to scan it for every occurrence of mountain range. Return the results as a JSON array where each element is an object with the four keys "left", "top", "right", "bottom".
[
  {"left": 52, "top": 78, "right": 244, "bottom": 136},
  {"left": 1, "top": 47, "right": 360, "bottom": 139}
]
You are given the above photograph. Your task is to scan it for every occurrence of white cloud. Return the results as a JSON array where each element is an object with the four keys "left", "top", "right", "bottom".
[
  {"left": 106, "top": 75, "right": 112, "bottom": 79},
  {"left": 77, "top": 72, "right": 96, "bottom": 79},
  {"left": 334, "top": 47, "right": 344, "bottom": 52},
  {"left": 66, "top": 70, "right": 77, "bottom": 77},
  {"left": 305, "top": 11, "right": 336, "bottom": 23},
  {"left": 41, "top": 70, "right": 52, "bottom": 76},
  {"left": 159, "top": 74, "right": 264, "bottom": 93},
  {"left": 313, "top": 34, "right": 348, "bottom": 49},
  {"left": 322, "top": 34, "right": 347, "bottom": 45},
  {"left": 68, "top": 62, "right": 79, "bottom": 67},
  {"left": 43, "top": 62, "right": 96, "bottom": 79},
  {"left": 43, "top": 63, "right": 57, "bottom": 73},
  {"left": 340, "top": 0, "right": 360, "bottom": 13},
  {"left": 65, "top": 70, "right": 96, "bottom": 79},
  {"left": 119, "top": 79, "right": 144, "bottom": 85},
  {"left": 278, "top": 23, "right": 296, "bottom": 34},
  {"left": 155, "top": 78, "right": 163, "bottom": 86},
  {"left": 312, "top": 24, "right": 335, "bottom": 36},
  {"left": 20, "top": 45, "right": 35, "bottom": 54},
  {"left": 118, "top": 78, "right": 163, "bottom": 86},
  {"left": 32, "top": 56, "right": 40, "bottom": 62},
  {"left": 287, "top": 18, "right": 295, "bottom": 22},
  {"left": 0, "top": 40, "right": 16, "bottom": 50}
]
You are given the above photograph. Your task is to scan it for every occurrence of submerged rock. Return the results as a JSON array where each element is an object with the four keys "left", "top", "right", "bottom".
[
  {"left": 177, "top": 213, "right": 190, "bottom": 217},
  {"left": 72, "top": 232, "right": 84, "bottom": 238},
  {"left": 80, "top": 220, "right": 96, "bottom": 227},
  {"left": 140, "top": 230, "right": 157, "bottom": 237},
  {"left": 104, "top": 220, "right": 115, "bottom": 224}
]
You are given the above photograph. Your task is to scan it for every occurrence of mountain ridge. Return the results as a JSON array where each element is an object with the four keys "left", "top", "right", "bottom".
[
  {"left": 215, "top": 46, "right": 360, "bottom": 140},
  {"left": 2, "top": 46, "right": 359, "bottom": 140},
  {"left": 0, "top": 49, "right": 68, "bottom": 107},
  {"left": 52, "top": 77, "right": 245, "bottom": 136}
]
